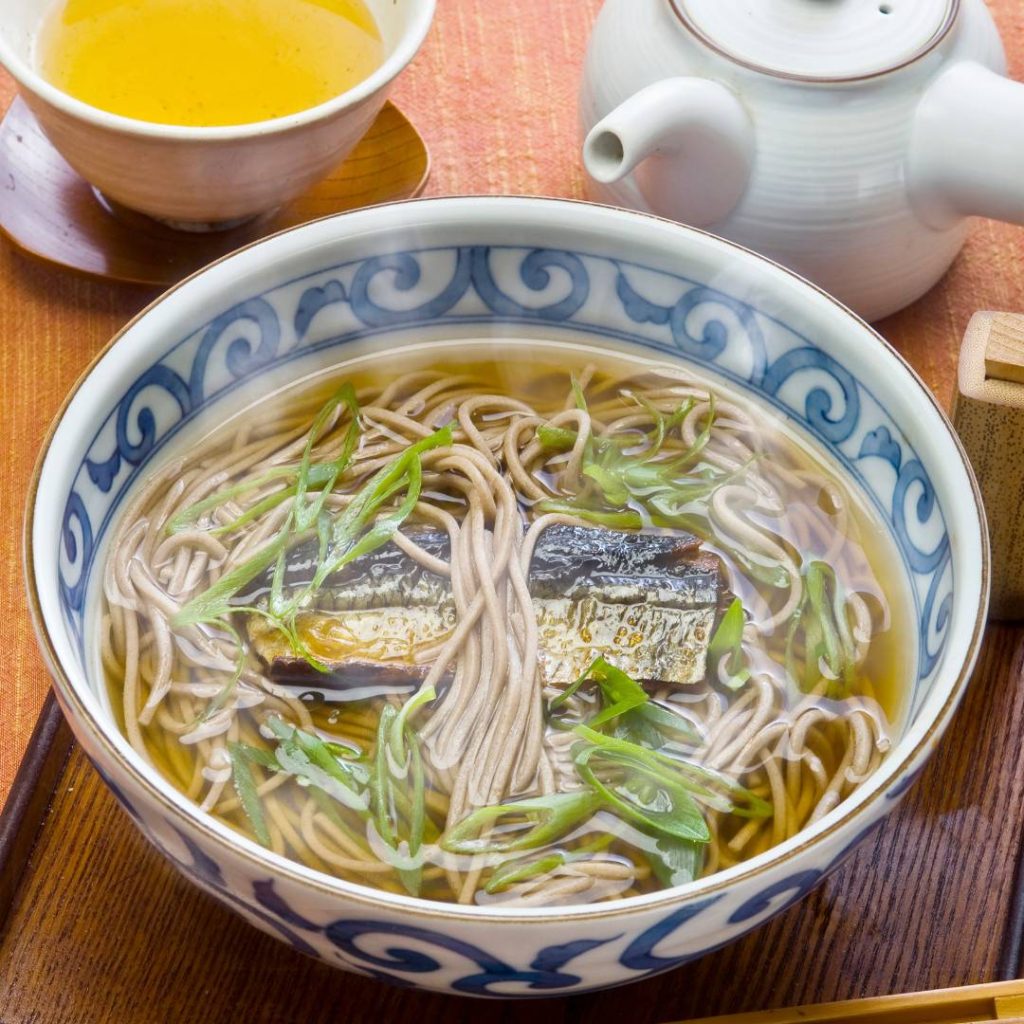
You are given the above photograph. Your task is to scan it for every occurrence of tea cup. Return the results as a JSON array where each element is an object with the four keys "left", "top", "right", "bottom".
[{"left": 0, "top": 0, "right": 435, "bottom": 228}]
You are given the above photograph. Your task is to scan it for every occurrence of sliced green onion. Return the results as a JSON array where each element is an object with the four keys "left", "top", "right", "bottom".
[
  {"left": 311, "top": 424, "right": 453, "bottom": 592},
  {"left": 485, "top": 850, "right": 570, "bottom": 893},
  {"left": 441, "top": 790, "right": 603, "bottom": 855},
  {"left": 708, "top": 598, "right": 744, "bottom": 663},
  {"left": 582, "top": 463, "right": 630, "bottom": 507},
  {"left": 401, "top": 739, "right": 426, "bottom": 896},
  {"left": 533, "top": 500, "right": 644, "bottom": 530},
  {"left": 635, "top": 394, "right": 695, "bottom": 457},
  {"left": 369, "top": 687, "right": 437, "bottom": 896},
  {"left": 549, "top": 657, "right": 701, "bottom": 745},
  {"left": 786, "top": 561, "right": 858, "bottom": 696},
  {"left": 229, "top": 741, "right": 279, "bottom": 771},
  {"left": 572, "top": 724, "right": 771, "bottom": 819},
  {"left": 536, "top": 425, "right": 578, "bottom": 452},
  {"left": 549, "top": 656, "right": 648, "bottom": 728},
  {"left": 389, "top": 685, "right": 437, "bottom": 765},
  {"left": 707, "top": 597, "right": 751, "bottom": 690},
  {"left": 167, "top": 382, "right": 362, "bottom": 539},
  {"left": 173, "top": 534, "right": 288, "bottom": 628},
  {"left": 293, "top": 383, "right": 361, "bottom": 533},
  {"left": 166, "top": 465, "right": 302, "bottom": 535},
  {"left": 647, "top": 834, "right": 703, "bottom": 888},
  {"left": 372, "top": 705, "right": 400, "bottom": 848},
  {"left": 267, "top": 717, "right": 369, "bottom": 812},
  {"left": 228, "top": 742, "right": 272, "bottom": 847},
  {"left": 571, "top": 375, "right": 588, "bottom": 412},
  {"left": 620, "top": 701, "right": 702, "bottom": 746},
  {"left": 670, "top": 393, "right": 715, "bottom": 472},
  {"left": 807, "top": 562, "right": 844, "bottom": 679},
  {"left": 203, "top": 485, "right": 298, "bottom": 539},
  {"left": 572, "top": 744, "right": 711, "bottom": 843}
]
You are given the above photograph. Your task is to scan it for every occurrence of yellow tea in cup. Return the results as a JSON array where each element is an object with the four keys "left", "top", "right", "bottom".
[{"left": 37, "top": 0, "right": 384, "bottom": 127}]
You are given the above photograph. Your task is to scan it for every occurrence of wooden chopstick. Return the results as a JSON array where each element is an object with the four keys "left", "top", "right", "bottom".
[{"left": 671, "top": 979, "right": 1024, "bottom": 1023}]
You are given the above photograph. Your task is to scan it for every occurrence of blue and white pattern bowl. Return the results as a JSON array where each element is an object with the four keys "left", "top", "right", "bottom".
[{"left": 27, "top": 197, "right": 988, "bottom": 997}]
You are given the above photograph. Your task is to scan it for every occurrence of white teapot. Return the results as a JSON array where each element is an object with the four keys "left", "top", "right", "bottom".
[{"left": 580, "top": 0, "right": 1023, "bottom": 321}]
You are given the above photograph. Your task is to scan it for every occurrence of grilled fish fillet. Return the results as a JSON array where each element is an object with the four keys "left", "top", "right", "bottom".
[
  {"left": 530, "top": 525, "right": 720, "bottom": 685},
  {"left": 242, "top": 525, "right": 722, "bottom": 694}
]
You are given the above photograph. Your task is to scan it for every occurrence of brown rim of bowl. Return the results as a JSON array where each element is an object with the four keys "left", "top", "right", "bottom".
[
  {"left": 666, "top": 0, "right": 960, "bottom": 84},
  {"left": 23, "top": 194, "right": 991, "bottom": 924}
]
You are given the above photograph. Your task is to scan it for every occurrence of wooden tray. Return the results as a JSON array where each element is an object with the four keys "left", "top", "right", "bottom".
[{"left": 2, "top": 624, "right": 1024, "bottom": 1023}]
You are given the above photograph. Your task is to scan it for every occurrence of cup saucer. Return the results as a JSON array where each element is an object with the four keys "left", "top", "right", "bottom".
[{"left": 0, "top": 96, "right": 430, "bottom": 287}]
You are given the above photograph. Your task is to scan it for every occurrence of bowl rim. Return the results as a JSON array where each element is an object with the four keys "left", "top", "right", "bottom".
[
  {"left": 24, "top": 194, "right": 991, "bottom": 924},
  {"left": 0, "top": 0, "right": 435, "bottom": 141}
]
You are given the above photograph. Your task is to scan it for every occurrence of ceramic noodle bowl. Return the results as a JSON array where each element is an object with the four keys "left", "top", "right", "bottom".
[
  {"left": 26, "top": 198, "right": 987, "bottom": 997},
  {"left": 0, "top": 0, "right": 434, "bottom": 227},
  {"left": 581, "top": 0, "right": 1024, "bottom": 322}
]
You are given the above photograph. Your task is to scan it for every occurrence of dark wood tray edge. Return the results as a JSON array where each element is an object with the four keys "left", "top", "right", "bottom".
[
  {"left": 0, "top": 690, "right": 72, "bottom": 930},
  {"left": 1000, "top": 831, "right": 1024, "bottom": 981}
]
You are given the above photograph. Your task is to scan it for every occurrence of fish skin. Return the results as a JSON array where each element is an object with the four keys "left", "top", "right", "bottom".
[
  {"left": 529, "top": 526, "right": 721, "bottom": 686},
  {"left": 235, "top": 531, "right": 451, "bottom": 611},
  {"left": 245, "top": 529, "right": 455, "bottom": 695},
  {"left": 245, "top": 525, "right": 722, "bottom": 692},
  {"left": 529, "top": 525, "right": 719, "bottom": 606}
]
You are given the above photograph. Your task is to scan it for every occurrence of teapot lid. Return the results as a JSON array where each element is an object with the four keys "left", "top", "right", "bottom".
[{"left": 670, "top": 0, "right": 958, "bottom": 81}]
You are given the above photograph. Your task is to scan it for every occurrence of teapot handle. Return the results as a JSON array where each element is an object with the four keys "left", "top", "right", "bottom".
[
  {"left": 910, "top": 62, "right": 1024, "bottom": 229},
  {"left": 583, "top": 78, "right": 754, "bottom": 229}
]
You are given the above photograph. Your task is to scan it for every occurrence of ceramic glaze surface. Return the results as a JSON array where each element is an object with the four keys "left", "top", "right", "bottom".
[
  {"left": 27, "top": 198, "right": 987, "bottom": 997},
  {"left": 674, "top": 0, "right": 956, "bottom": 80},
  {"left": 581, "top": 0, "right": 1024, "bottom": 322},
  {"left": 0, "top": 0, "right": 433, "bottom": 224}
]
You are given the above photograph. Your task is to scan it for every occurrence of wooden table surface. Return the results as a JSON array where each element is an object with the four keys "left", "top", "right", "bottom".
[{"left": 3, "top": 1, "right": 1024, "bottom": 1020}]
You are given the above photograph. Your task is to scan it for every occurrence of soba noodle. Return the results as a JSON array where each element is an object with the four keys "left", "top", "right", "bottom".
[{"left": 99, "top": 349, "right": 902, "bottom": 907}]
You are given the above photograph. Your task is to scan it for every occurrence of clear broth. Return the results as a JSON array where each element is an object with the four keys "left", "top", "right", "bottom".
[
  {"left": 99, "top": 343, "right": 911, "bottom": 906},
  {"left": 38, "top": 0, "right": 383, "bottom": 126}
]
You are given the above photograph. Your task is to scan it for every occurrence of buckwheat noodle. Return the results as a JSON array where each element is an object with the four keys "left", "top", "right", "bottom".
[{"left": 100, "top": 355, "right": 897, "bottom": 906}]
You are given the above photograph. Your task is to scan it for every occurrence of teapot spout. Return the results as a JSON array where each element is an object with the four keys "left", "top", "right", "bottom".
[
  {"left": 911, "top": 62, "right": 1024, "bottom": 229},
  {"left": 583, "top": 78, "right": 753, "bottom": 228}
]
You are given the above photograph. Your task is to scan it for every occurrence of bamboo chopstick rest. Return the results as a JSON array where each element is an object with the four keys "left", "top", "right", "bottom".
[
  {"left": 951, "top": 312, "right": 1024, "bottom": 620},
  {"left": 673, "top": 978, "right": 1024, "bottom": 1022}
]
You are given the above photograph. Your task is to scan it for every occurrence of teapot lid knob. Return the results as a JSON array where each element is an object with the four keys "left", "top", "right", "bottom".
[{"left": 671, "top": 0, "right": 957, "bottom": 81}]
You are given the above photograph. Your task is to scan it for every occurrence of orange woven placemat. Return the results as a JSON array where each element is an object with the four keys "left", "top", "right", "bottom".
[{"left": 1, "top": 0, "right": 1023, "bottom": 805}]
